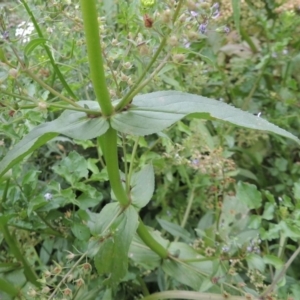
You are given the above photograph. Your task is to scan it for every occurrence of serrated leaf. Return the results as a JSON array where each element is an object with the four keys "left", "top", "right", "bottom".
[
  {"left": 218, "top": 195, "right": 250, "bottom": 242},
  {"left": 111, "top": 91, "right": 299, "bottom": 144},
  {"left": 24, "top": 38, "right": 47, "bottom": 56},
  {"left": 71, "top": 223, "right": 90, "bottom": 241},
  {"left": 52, "top": 151, "right": 88, "bottom": 186},
  {"left": 246, "top": 254, "right": 265, "bottom": 272},
  {"left": 262, "top": 203, "right": 275, "bottom": 220},
  {"left": 236, "top": 181, "right": 262, "bottom": 209},
  {"left": 263, "top": 255, "right": 283, "bottom": 269},
  {"left": 131, "top": 164, "right": 154, "bottom": 208},
  {"left": 94, "top": 206, "right": 139, "bottom": 285},
  {"left": 0, "top": 101, "right": 108, "bottom": 178}
]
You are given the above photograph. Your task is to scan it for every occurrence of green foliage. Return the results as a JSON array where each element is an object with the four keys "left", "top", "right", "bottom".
[{"left": 0, "top": 0, "right": 299, "bottom": 299}]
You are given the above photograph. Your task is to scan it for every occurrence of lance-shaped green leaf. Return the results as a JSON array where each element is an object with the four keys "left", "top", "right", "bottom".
[
  {"left": 0, "top": 101, "right": 108, "bottom": 178},
  {"left": 94, "top": 204, "right": 139, "bottom": 285},
  {"left": 111, "top": 91, "right": 300, "bottom": 144}
]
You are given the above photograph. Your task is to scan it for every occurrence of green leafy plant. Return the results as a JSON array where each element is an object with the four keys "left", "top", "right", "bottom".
[{"left": 0, "top": 0, "right": 300, "bottom": 299}]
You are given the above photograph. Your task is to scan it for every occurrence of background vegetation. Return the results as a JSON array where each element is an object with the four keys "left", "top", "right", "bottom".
[{"left": 0, "top": 0, "right": 300, "bottom": 299}]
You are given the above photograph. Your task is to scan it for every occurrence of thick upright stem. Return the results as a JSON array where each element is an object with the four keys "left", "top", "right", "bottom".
[
  {"left": 98, "top": 128, "right": 130, "bottom": 206},
  {"left": 80, "top": 0, "right": 113, "bottom": 115}
]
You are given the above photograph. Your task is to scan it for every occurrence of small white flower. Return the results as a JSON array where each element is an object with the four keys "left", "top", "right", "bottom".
[
  {"left": 44, "top": 193, "right": 53, "bottom": 201},
  {"left": 15, "top": 21, "right": 35, "bottom": 43}
]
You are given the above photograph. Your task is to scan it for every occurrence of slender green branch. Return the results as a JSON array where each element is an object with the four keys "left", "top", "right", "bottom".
[
  {"left": 46, "top": 103, "right": 102, "bottom": 115},
  {"left": 115, "top": 0, "right": 185, "bottom": 111},
  {"left": 0, "top": 225, "right": 40, "bottom": 287},
  {"left": 240, "top": 27, "right": 258, "bottom": 53},
  {"left": 137, "top": 275, "right": 150, "bottom": 296},
  {"left": 261, "top": 244, "right": 300, "bottom": 298},
  {"left": 137, "top": 220, "right": 168, "bottom": 259},
  {"left": 24, "top": 69, "right": 81, "bottom": 108},
  {"left": 242, "top": 57, "right": 269, "bottom": 111},
  {"left": 0, "top": 278, "right": 20, "bottom": 298},
  {"left": 20, "top": 0, "right": 77, "bottom": 99},
  {"left": 98, "top": 128, "right": 130, "bottom": 206},
  {"left": 180, "top": 186, "right": 196, "bottom": 228},
  {"left": 127, "top": 53, "right": 171, "bottom": 100},
  {"left": 143, "top": 291, "right": 259, "bottom": 300},
  {"left": 115, "top": 36, "right": 168, "bottom": 111},
  {"left": 79, "top": 0, "right": 112, "bottom": 115},
  {"left": 0, "top": 89, "right": 37, "bottom": 103}
]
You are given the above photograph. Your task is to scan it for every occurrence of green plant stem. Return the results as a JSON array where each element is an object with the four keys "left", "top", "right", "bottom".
[
  {"left": 115, "top": 0, "right": 184, "bottom": 111},
  {"left": 137, "top": 275, "right": 150, "bottom": 296},
  {"left": 240, "top": 27, "right": 258, "bottom": 53},
  {"left": 46, "top": 103, "right": 102, "bottom": 115},
  {"left": 0, "top": 89, "right": 38, "bottom": 103},
  {"left": 0, "top": 180, "right": 40, "bottom": 288},
  {"left": 0, "top": 225, "right": 40, "bottom": 287},
  {"left": 24, "top": 69, "right": 81, "bottom": 108},
  {"left": 129, "top": 53, "right": 171, "bottom": 99},
  {"left": 98, "top": 128, "right": 130, "bottom": 206},
  {"left": 180, "top": 186, "right": 196, "bottom": 229},
  {"left": 142, "top": 291, "right": 259, "bottom": 300},
  {"left": 79, "top": 0, "right": 112, "bottom": 115},
  {"left": 115, "top": 37, "right": 167, "bottom": 111},
  {"left": 20, "top": 0, "right": 77, "bottom": 99},
  {"left": 137, "top": 220, "right": 168, "bottom": 259},
  {"left": 242, "top": 58, "right": 269, "bottom": 111},
  {"left": 0, "top": 278, "right": 20, "bottom": 298},
  {"left": 277, "top": 233, "right": 286, "bottom": 260},
  {"left": 261, "top": 244, "right": 300, "bottom": 298}
]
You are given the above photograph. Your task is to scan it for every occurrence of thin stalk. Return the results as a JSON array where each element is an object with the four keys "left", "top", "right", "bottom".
[
  {"left": 115, "top": 0, "right": 185, "bottom": 111},
  {"left": 143, "top": 291, "right": 259, "bottom": 300},
  {"left": 0, "top": 278, "right": 20, "bottom": 298},
  {"left": 0, "top": 224, "right": 40, "bottom": 287},
  {"left": 261, "top": 244, "right": 300, "bottom": 298},
  {"left": 128, "top": 53, "right": 171, "bottom": 100},
  {"left": 79, "top": 0, "right": 112, "bottom": 115},
  {"left": 0, "top": 180, "right": 40, "bottom": 287},
  {"left": 98, "top": 128, "right": 130, "bottom": 206},
  {"left": 277, "top": 233, "right": 286, "bottom": 260},
  {"left": 23, "top": 69, "right": 81, "bottom": 108},
  {"left": 180, "top": 186, "right": 196, "bottom": 229},
  {"left": 240, "top": 27, "right": 258, "bottom": 53},
  {"left": 242, "top": 58, "right": 269, "bottom": 111},
  {"left": 0, "top": 89, "right": 37, "bottom": 103},
  {"left": 136, "top": 275, "right": 150, "bottom": 296},
  {"left": 20, "top": 0, "right": 77, "bottom": 99},
  {"left": 115, "top": 36, "right": 168, "bottom": 111}
]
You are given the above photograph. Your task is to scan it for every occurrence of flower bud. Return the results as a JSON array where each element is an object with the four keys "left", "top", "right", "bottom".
[
  {"left": 161, "top": 9, "right": 171, "bottom": 23},
  {"left": 38, "top": 101, "right": 48, "bottom": 111},
  {"left": 140, "top": 0, "right": 156, "bottom": 8},
  {"left": 9, "top": 68, "right": 18, "bottom": 79},
  {"left": 172, "top": 54, "right": 185, "bottom": 63},
  {"left": 168, "top": 36, "right": 179, "bottom": 47}
]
